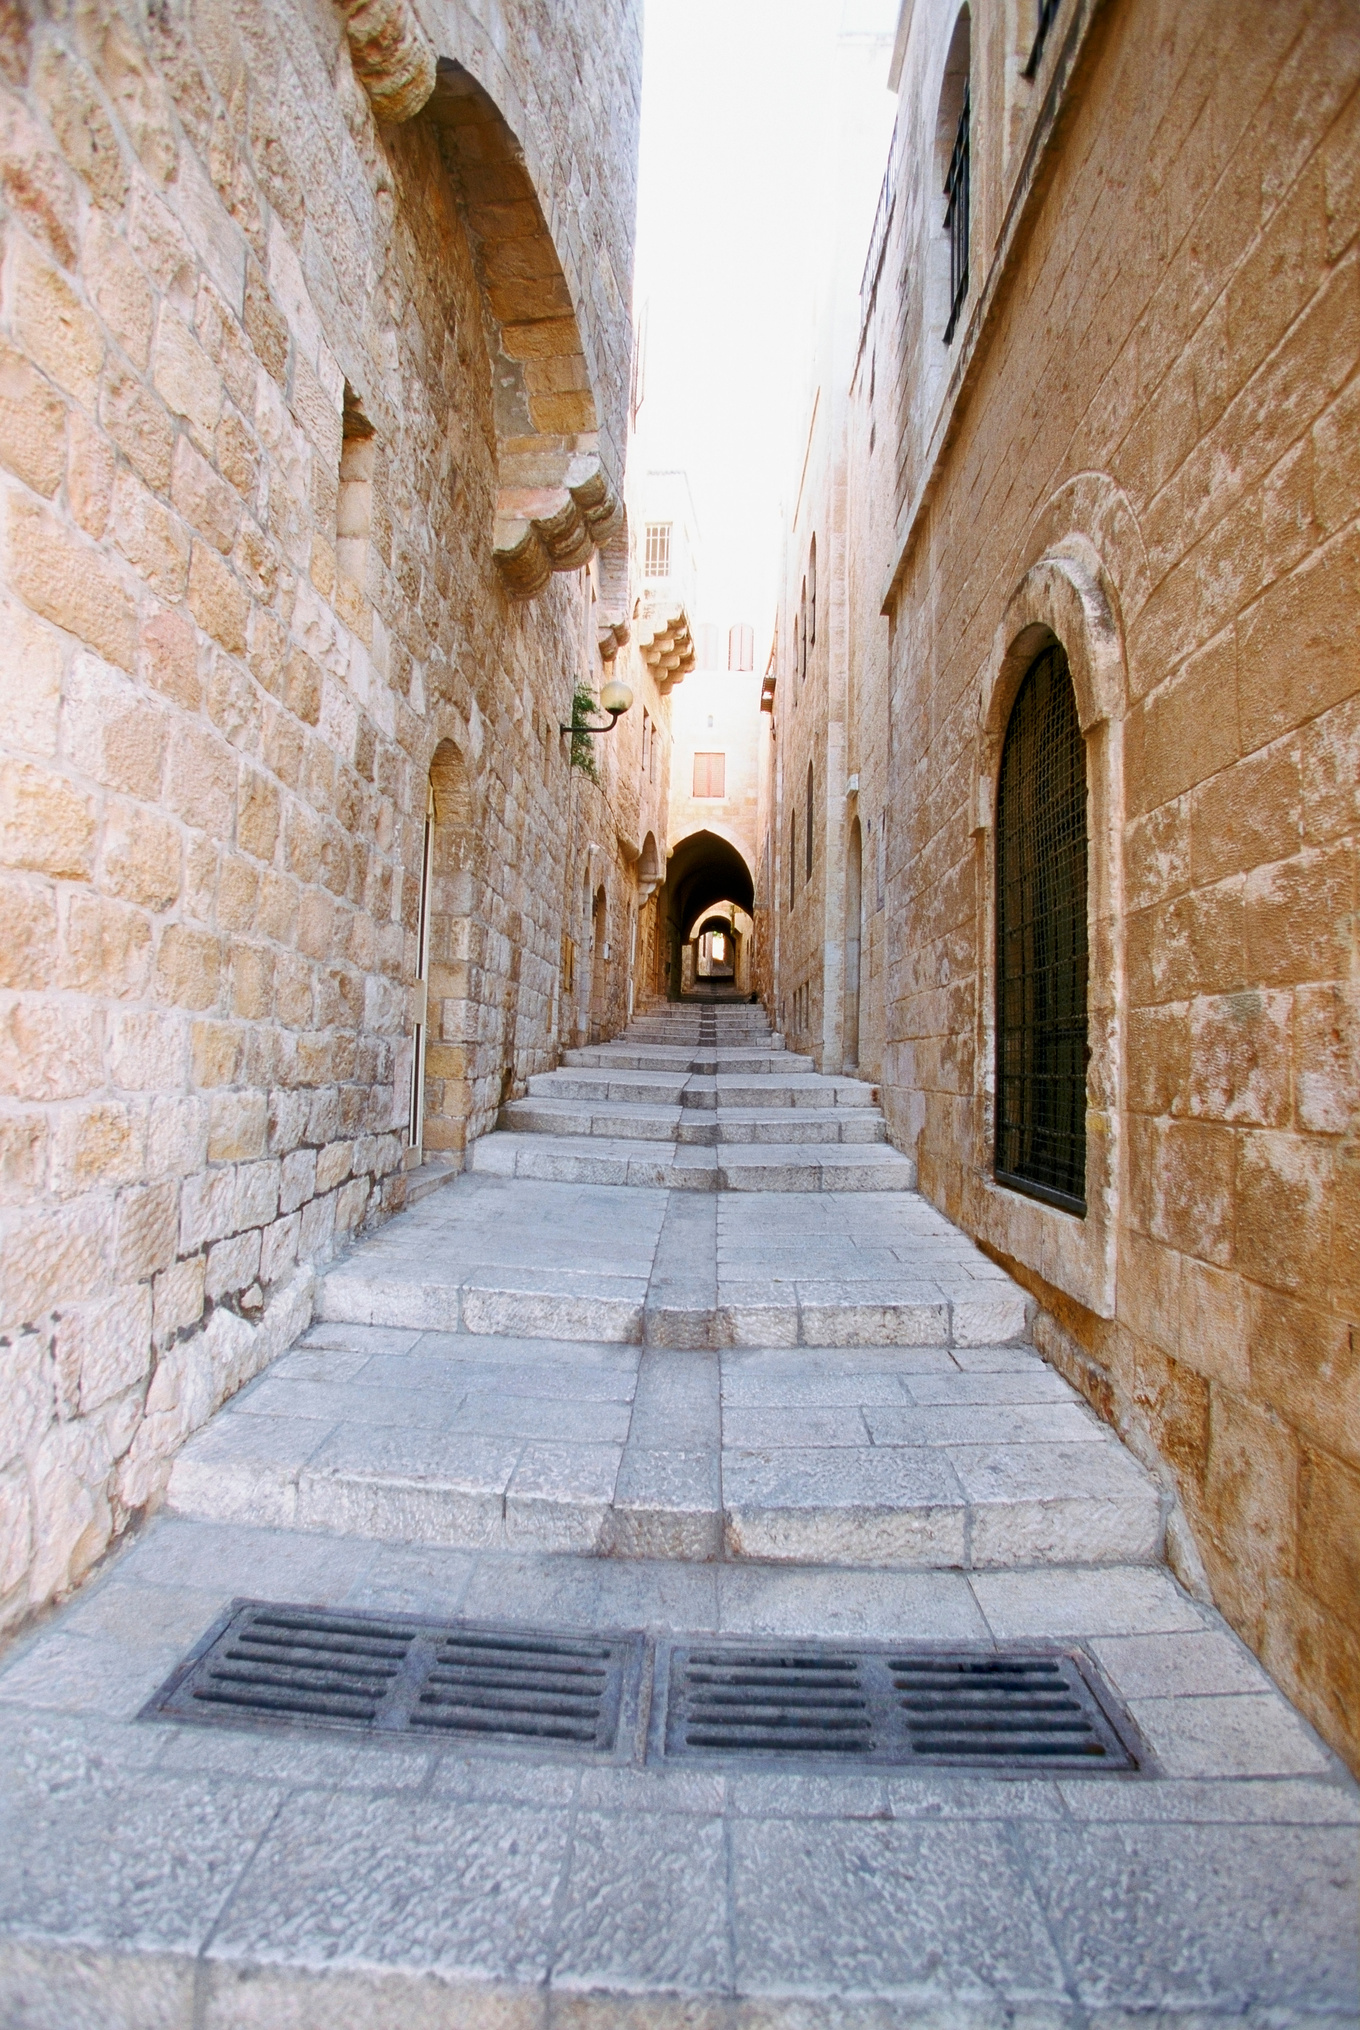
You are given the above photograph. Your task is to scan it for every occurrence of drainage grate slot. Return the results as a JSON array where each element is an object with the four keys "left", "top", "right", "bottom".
[
  {"left": 662, "top": 1641, "right": 1140, "bottom": 1772},
  {"left": 144, "top": 1600, "right": 643, "bottom": 1756}
]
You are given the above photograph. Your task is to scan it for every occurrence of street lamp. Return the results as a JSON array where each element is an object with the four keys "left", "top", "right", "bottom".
[{"left": 562, "top": 676, "right": 633, "bottom": 736}]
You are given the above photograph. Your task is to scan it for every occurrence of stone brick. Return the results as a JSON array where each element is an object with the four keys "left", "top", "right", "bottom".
[
  {"left": 237, "top": 765, "right": 280, "bottom": 861},
  {"left": 152, "top": 307, "right": 222, "bottom": 438},
  {"left": 259, "top": 1209, "right": 300, "bottom": 1285},
  {"left": 0, "top": 873, "right": 57, "bottom": 990},
  {"left": 1244, "top": 844, "right": 1354, "bottom": 988},
  {"left": 1186, "top": 989, "right": 1291, "bottom": 1128},
  {"left": 155, "top": 923, "right": 221, "bottom": 1010},
  {"left": 11, "top": 240, "right": 103, "bottom": 405},
  {"left": 53, "top": 1284, "right": 153, "bottom": 1415},
  {"left": 171, "top": 431, "right": 242, "bottom": 553},
  {"left": 0, "top": 997, "right": 103, "bottom": 1104},
  {"left": 1237, "top": 527, "right": 1360, "bottom": 753},
  {"left": 153, "top": 1253, "right": 205, "bottom": 1343},
  {"left": 83, "top": 214, "right": 153, "bottom": 368},
  {"left": 0, "top": 1198, "right": 111, "bottom": 1328},
  {"left": 61, "top": 891, "right": 154, "bottom": 999},
  {"left": 1249, "top": 1284, "right": 1358, "bottom": 1468},
  {"left": 204, "top": 1226, "right": 261, "bottom": 1301},
  {"left": 186, "top": 539, "right": 249, "bottom": 653},
  {"left": 0, "top": 601, "right": 62, "bottom": 758},
  {"left": 0, "top": 341, "right": 66, "bottom": 495},
  {"left": 1234, "top": 1130, "right": 1333, "bottom": 1296},
  {"left": 278, "top": 1144, "right": 316, "bottom": 1212},
  {"left": 208, "top": 1089, "right": 267, "bottom": 1163},
  {"left": 166, "top": 721, "right": 236, "bottom": 835},
  {"left": 36, "top": 43, "right": 128, "bottom": 214},
  {"left": 5, "top": 496, "right": 138, "bottom": 670},
  {"left": 49, "top": 1099, "right": 145, "bottom": 1197},
  {"left": 100, "top": 799, "right": 182, "bottom": 912},
  {"left": 1297, "top": 1445, "right": 1360, "bottom": 1631},
  {"left": 141, "top": 607, "right": 201, "bottom": 713},
  {"left": 113, "top": 1178, "right": 179, "bottom": 1282},
  {"left": 61, "top": 650, "right": 167, "bottom": 799},
  {"left": 233, "top": 1157, "right": 280, "bottom": 1229},
  {"left": 101, "top": 358, "right": 175, "bottom": 492}
]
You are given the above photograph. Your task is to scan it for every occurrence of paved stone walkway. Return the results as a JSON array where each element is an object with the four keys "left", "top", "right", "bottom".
[{"left": 0, "top": 1006, "right": 1355, "bottom": 2024}]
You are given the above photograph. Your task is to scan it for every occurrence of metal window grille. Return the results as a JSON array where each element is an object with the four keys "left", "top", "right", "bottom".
[
  {"left": 995, "top": 643, "right": 1088, "bottom": 1214},
  {"left": 943, "top": 80, "right": 970, "bottom": 346},
  {"left": 644, "top": 522, "right": 671, "bottom": 578},
  {"left": 1023, "top": 0, "right": 1061, "bottom": 78}
]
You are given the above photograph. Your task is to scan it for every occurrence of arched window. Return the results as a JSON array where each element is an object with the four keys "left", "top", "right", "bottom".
[
  {"left": 805, "top": 761, "right": 814, "bottom": 879},
  {"left": 995, "top": 642, "right": 1088, "bottom": 1213},
  {"left": 808, "top": 535, "right": 817, "bottom": 648}
]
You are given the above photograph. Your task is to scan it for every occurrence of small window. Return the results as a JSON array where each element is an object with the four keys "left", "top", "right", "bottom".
[
  {"left": 1023, "top": 0, "right": 1061, "bottom": 76},
  {"left": 798, "top": 581, "right": 807, "bottom": 685},
  {"left": 728, "top": 623, "right": 754, "bottom": 672},
  {"left": 805, "top": 762, "right": 814, "bottom": 879},
  {"left": 644, "top": 522, "right": 671, "bottom": 578},
  {"left": 693, "top": 751, "right": 726, "bottom": 798},
  {"left": 995, "top": 642, "right": 1088, "bottom": 1214},
  {"left": 641, "top": 708, "right": 651, "bottom": 781},
  {"left": 336, "top": 384, "right": 375, "bottom": 586},
  {"left": 808, "top": 536, "right": 817, "bottom": 647},
  {"left": 943, "top": 80, "right": 970, "bottom": 345}
]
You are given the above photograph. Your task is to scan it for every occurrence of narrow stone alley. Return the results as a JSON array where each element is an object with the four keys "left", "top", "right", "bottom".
[
  {"left": 0, "top": 1007, "right": 1354, "bottom": 2020},
  {"left": 0, "top": 0, "right": 1357, "bottom": 2020}
]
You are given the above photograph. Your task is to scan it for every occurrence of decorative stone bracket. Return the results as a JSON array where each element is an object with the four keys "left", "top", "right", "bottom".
[
  {"left": 338, "top": 0, "right": 436, "bottom": 123},
  {"left": 636, "top": 597, "right": 695, "bottom": 693}
]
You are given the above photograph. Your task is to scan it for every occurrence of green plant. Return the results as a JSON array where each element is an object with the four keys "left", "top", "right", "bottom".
[{"left": 569, "top": 683, "right": 600, "bottom": 781}]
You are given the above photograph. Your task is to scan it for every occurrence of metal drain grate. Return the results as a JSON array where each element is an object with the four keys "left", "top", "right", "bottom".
[
  {"left": 143, "top": 1600, "right": 642, "bottom": 1755},
  {"left": 661, "top": 1641, "right": 1139, "bottom": 1772}
]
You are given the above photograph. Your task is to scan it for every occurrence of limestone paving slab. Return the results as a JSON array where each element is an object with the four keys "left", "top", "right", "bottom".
[{"left": 0, "top": 1518, "right": 1353, "bottom": 2025}]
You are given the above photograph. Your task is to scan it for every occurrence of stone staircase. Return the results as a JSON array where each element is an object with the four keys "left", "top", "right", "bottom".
[
  {"left": 469, "top": 1003, "right": 918, "bottom": 1189},
  {"left": 166, "top": 1005, "right": 1163, "bottom": 1577},
  {"left": 4, "top": 1002, "right": 1351, "bottom": 2027}
]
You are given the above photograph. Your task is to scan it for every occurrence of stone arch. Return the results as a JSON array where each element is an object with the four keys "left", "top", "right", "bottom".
[
  {"left": 968, "top": 541, "right": 1131, "bottom": 1320},
  {"left": 589, "top": 884, "right": 609, "bottom": 1037},
  {"left": 337, "top": 3, "right": 623, "bottom": 599},
  {"left": 423, "top": 737, "right": 478, "bottom": 1155},
  {"left": 426, "top": 63, "right": 622, "bottom": 597}
]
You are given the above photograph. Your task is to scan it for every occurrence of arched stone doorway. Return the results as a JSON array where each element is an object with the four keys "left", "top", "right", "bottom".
[
  {"left": 657, "top": 829, "right": 756, "bottom": 1001},
  {"left": 589, "top": 885, "right": 608, "bottom": 1040},
  {"left": 422, "top": 739, "right": 477, "bottom": 1157}
]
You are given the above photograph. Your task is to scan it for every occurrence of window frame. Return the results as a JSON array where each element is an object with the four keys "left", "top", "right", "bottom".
[{"left": 993, "top": 642, "right": 1089, "bottom": 1218}]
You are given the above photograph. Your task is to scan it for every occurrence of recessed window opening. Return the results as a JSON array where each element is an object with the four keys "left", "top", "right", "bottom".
[
  {"left": 790, "top": 809, "right": 797, "bottom": 910},
  {"left": 943, "top": 77, "right": 970, "bottom": 344},
  {"left": 729, "top": 623, "right": 754, "bottom": 671},
  {"left": 994, "top": 642, "right": 1089, "bottom": 1215},
  {"left": 1023, "top": 0, "right": 1061, "bottom": 77},
  {"left": 808, "top": 536, "right": 817, "bottom": 648},
  {"left": 644, "top": 522, "right": 671, "bottom": 578},
  {"left": 337, "top": 384, "right": 375, "bottom": 586},
  {"left": 693, "top": 751, "right": 725, "bottom": 798},
  {"left": 805, "top": 761, "right": 814, "bottom": 879}
]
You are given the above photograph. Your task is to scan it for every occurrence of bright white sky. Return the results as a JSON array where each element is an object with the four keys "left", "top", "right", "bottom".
[{"left": 631, "top": 0, "right": 899, "bottom": 655}]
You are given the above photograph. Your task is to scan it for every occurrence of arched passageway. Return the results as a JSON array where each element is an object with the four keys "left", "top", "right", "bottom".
[{"left": 654, "top": 829, "right": 756, "bottom": 1001}]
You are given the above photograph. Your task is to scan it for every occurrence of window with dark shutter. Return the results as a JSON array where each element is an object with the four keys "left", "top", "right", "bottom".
[{"left": 994, "top": 642, "right": 1089, "bottom": 1215}]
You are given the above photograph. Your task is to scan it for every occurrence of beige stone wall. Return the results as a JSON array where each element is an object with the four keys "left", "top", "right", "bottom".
[
  {"left": 0, "top": 0, "right": 641, "bottom": 1627},
  {"left": 849, "top": 0, "right": 1360, "bottom": 1768}
]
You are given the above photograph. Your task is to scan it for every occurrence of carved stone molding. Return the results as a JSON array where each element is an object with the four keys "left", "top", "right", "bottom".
[
  {"left": 636, "top": 597, "right": 695, "bottom": 693},
  {"left": 339, "top": 0, "right": 436, "bottom": 123}
]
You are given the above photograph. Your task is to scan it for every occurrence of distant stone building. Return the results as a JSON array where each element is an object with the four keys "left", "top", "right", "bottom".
[
  {"left": 765, "top": 0, "right": 1360, "bottom": 1771},
  {"left": 0, "top": 0, "right": 650, "bottom": 1627}
]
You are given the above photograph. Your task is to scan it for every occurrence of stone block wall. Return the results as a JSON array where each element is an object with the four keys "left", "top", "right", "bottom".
[
  {"left": 0, "top": 0, "right": 641, "bottom": 1628},
  {"left": 855, "top": 0, "right": 1360, "bottom": 1768}
]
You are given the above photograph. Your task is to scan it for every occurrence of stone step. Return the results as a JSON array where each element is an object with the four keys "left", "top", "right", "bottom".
[
  {"left": 166, "top": 1329, "right": 1164, "bottom": 1571},
  {"left": 563, "top": 1047, "right": 810, "bottom": 1074},
  {"left": 536, "top": 1069, "right": 874, "bottom": 1106},
  {"left": 499, "top": 1098, "right": 890, "bottom": 1145},
  {"left": 467, "top": 1130, "right": 917, "bottom": 1191}
]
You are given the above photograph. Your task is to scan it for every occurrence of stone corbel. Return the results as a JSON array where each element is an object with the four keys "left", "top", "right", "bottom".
[
  {"left": 493, "top": 452, "right": 624, "bottom": 600},
  {"left": 338, "top": 0, "right": 436, "bottom": 122},
  {"left": 636, "top": 599, "right": 696, "bottom": 693},
  {"left": 597, "top": 613, "right": 630, "bottom": 664}
]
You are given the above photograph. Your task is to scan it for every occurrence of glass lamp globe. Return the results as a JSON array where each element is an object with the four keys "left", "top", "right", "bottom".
[{"left": 600, "top": 675, "right": 633, "bottom": 718}]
